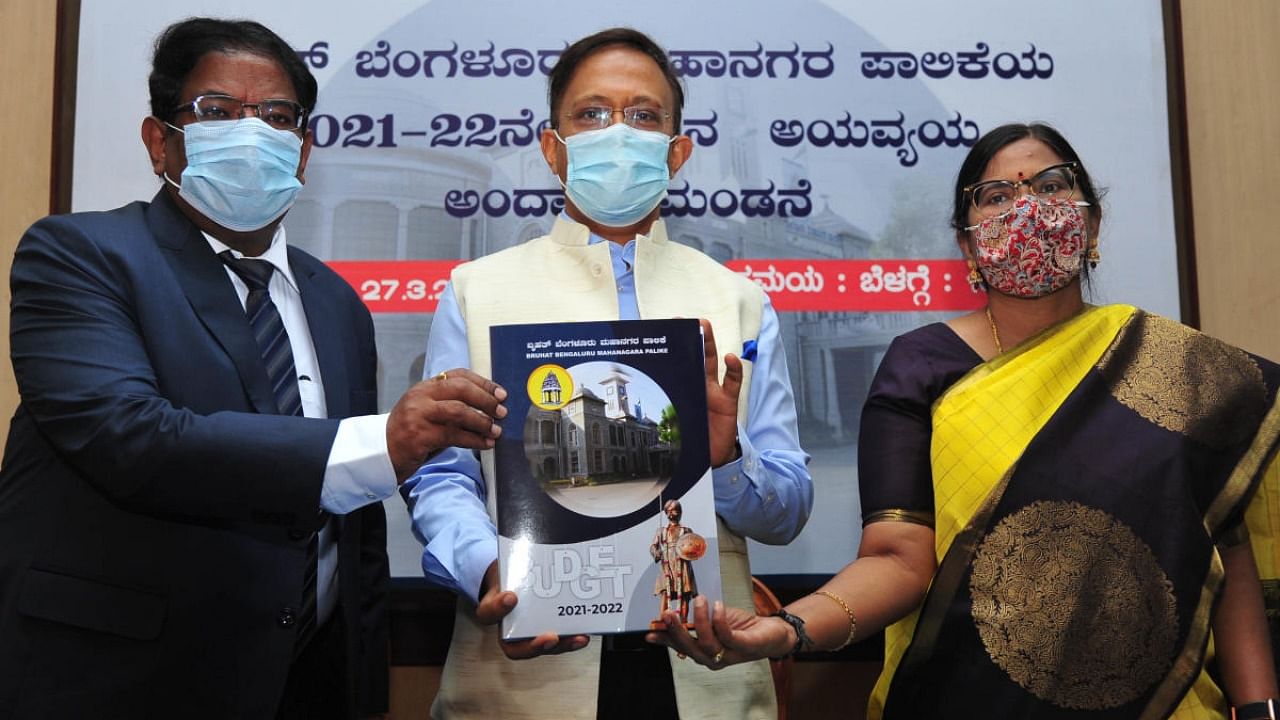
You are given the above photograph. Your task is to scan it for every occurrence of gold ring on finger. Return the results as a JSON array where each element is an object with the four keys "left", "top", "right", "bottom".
[
  {"left": 713, "top": 649, "right": 725, "bottom": 664},
  {"left": 436, "top": 371, "right": 448, "bottom": 381}
]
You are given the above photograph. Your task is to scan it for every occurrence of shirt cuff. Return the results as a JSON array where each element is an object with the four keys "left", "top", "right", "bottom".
[
  {"left": 712, "top": 423, "right": 774, "bottom": 508},
  {"left": 420, "top": 527, "right": 500, "bottom": 602},
  {"left": 321, "top": 413, "right": 398, "bottom": 514}
]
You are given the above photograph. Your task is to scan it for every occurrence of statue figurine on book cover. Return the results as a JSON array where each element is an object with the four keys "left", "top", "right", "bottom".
[{"left": 650, "top": 499, "right": 706, "bottom": 625}]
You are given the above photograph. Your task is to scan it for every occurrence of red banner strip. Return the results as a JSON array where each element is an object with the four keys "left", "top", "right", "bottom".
[
  {"left": 327, "top": 259, "right": 985, "bottom": 314},
  {"left": 725, "top": 259, "right": 985, "bottom": 312}
]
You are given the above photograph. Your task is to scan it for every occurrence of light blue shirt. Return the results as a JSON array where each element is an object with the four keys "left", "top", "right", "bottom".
[{"left": 400, "top": 230, "right": 813, "bottom": 602}]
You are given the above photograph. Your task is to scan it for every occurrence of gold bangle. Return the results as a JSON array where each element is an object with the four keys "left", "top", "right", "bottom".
[{"left": 814, "top": 590, "right": 857, "bottom": 650}]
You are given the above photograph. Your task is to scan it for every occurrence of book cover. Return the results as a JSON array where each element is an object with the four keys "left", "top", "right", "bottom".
[{"left": 489, "top": 318, "right": 722, "bottom": 639}]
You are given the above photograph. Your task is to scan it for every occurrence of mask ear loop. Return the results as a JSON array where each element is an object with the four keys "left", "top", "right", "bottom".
[
  {"left": 663, "top": 133, "right": 678, "bottom": 181},
  {"left": 155, "top": 118, "right": 185, "bottom": 190},
  {"left": 549, "top": 129, "right": 569, "bottom": 192},
  {"left": 552, "top": 129, "right": 574, "bottom": 171}
]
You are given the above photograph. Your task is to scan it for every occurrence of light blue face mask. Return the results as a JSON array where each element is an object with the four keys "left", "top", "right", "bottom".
[
  {"left": 163, "top": 117, "right": 303, "bottom": 232},
  {"left": 556, "top": 123, "right": 675, "bottom": 228}
]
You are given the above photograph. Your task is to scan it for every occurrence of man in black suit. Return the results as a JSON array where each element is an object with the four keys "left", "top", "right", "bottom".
[{"left": 0, "top": 18, "right": 506, "bottom": 719}]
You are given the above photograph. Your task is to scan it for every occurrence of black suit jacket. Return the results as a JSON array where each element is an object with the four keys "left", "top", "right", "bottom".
[{"left": 0, "top": 191, "right": 389, "bottom": 718}]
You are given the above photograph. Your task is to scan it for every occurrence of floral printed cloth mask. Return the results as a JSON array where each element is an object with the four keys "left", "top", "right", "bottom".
[{"left": 970, "top": 195, "right": 1091, "bottom": 298}]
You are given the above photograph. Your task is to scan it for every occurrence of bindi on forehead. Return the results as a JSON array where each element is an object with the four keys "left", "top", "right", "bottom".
[{"left": 982, "top": 143, "right": 1063, "bottom": 182}]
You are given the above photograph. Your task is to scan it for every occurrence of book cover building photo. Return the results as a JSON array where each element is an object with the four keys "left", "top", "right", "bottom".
[{"left": 489, "top": 318, "right": 722, "bottom": 639}]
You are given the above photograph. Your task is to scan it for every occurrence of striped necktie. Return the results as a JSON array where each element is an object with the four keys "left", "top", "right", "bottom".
[
  {"left": 219, "top": 251, "right": 319, "bottom": 653},
  {"left": 218, "top": 252, "right": 303, "bottom": 417}
]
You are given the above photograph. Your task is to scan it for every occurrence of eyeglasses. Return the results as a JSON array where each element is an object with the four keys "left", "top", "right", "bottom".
[
  {"left": 170, "top": 94, "right": 308, "bottom": 131},
  {"left": 965, "top": 162, "right": 1080, "bottom": 219},
  {"left": 562, "top": 106, "right": 671, "bottom": 133}
]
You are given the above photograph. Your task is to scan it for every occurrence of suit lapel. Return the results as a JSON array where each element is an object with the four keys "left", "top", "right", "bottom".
[
  {"left": 148, "top": 190, "right": 279, "bottom": 415},
  {"left": 290, "top": 248, "right": 349, "bottom": 420}
]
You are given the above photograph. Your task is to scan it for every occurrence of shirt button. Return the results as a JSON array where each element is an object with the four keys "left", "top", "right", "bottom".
[
  {"left": 365, "top": 492, "right": 377, "bottom": 499},
  {"left": 278, "top": 607, "right": 297, "bottom": 627},
  {"left": 590, "top": 263, "right": 603, "bottom": 277}
]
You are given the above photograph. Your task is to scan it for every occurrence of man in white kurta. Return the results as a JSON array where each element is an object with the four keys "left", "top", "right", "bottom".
[{"left": 400, "top": 27, "right": 813, "bottom": 720}]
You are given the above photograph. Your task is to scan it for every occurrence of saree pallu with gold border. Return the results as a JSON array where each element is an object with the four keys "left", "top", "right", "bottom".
[{"left": 868, "top": 304, "right": 1280, "bottom": 719}]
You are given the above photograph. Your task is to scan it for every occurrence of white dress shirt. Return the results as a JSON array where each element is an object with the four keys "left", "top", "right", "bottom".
[{"left": 206, "top": 226, "right": 396, "bottom": 626}]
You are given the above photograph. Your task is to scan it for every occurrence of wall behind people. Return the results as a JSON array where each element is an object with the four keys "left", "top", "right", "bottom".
[
  {"left": 0, "top": 0, "right": 59, "bottom": 442},
  {"left": 1179, "top": 0, "right": 1280, "bottom": 359}
]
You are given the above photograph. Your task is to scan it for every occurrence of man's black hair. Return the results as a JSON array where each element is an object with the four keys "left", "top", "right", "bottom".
[
  {"left": 149, "top": 17, "right": 317, "bottom": 122},
  {"left": 548, "top": 27, "right": 684, "bottom": 132}
]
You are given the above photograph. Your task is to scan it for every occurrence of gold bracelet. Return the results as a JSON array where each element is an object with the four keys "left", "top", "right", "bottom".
[{"left": 814, "top": 590, "right": 857, "bottom": 649}]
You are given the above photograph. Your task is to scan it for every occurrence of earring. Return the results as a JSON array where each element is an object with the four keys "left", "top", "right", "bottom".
[
  {"left": 967, "top": 259, "right": 984, "bottom": 292},
  {"left": 1086, "top": 236, "right": 1101, "bottom": 269}
]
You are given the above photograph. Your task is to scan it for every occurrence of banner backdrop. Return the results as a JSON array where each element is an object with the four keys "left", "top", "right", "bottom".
[{"left": 73, "top": 0, "right": 1178, "bottom": 575}]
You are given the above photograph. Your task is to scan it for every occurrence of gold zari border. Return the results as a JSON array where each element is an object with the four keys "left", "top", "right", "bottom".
[
  {"left": 1139, "top": 551, "right": 1224, "bottom": 720},
  {"left": 1206, "top": 394, "right": 1280, "bottom": 533}
]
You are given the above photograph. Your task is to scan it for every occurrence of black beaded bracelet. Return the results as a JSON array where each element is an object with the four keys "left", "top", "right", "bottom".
[
  {"left": 1233, "top": 699, "right": 1276, "bottom": 720},
  {"left": 770, "top": 608, "right": 812, "bottom": 659}
]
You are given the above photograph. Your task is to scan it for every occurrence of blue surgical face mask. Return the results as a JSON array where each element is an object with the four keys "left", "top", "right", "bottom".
[
  {"left": 555, "top": 123, "right": 675, "bottom": 228},
  {"left": 163, "top": 118, "right": 304, "bottom": 232}
]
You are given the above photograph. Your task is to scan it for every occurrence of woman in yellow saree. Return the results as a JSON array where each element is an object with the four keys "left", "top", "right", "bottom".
[{"left": 653, "top": 123, "right": 1279, "bottom": 719}]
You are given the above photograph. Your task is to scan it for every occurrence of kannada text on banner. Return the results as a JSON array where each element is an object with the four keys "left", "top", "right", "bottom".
[{"left": 327, "top": 258, "right": 985, "bottom": 313}]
